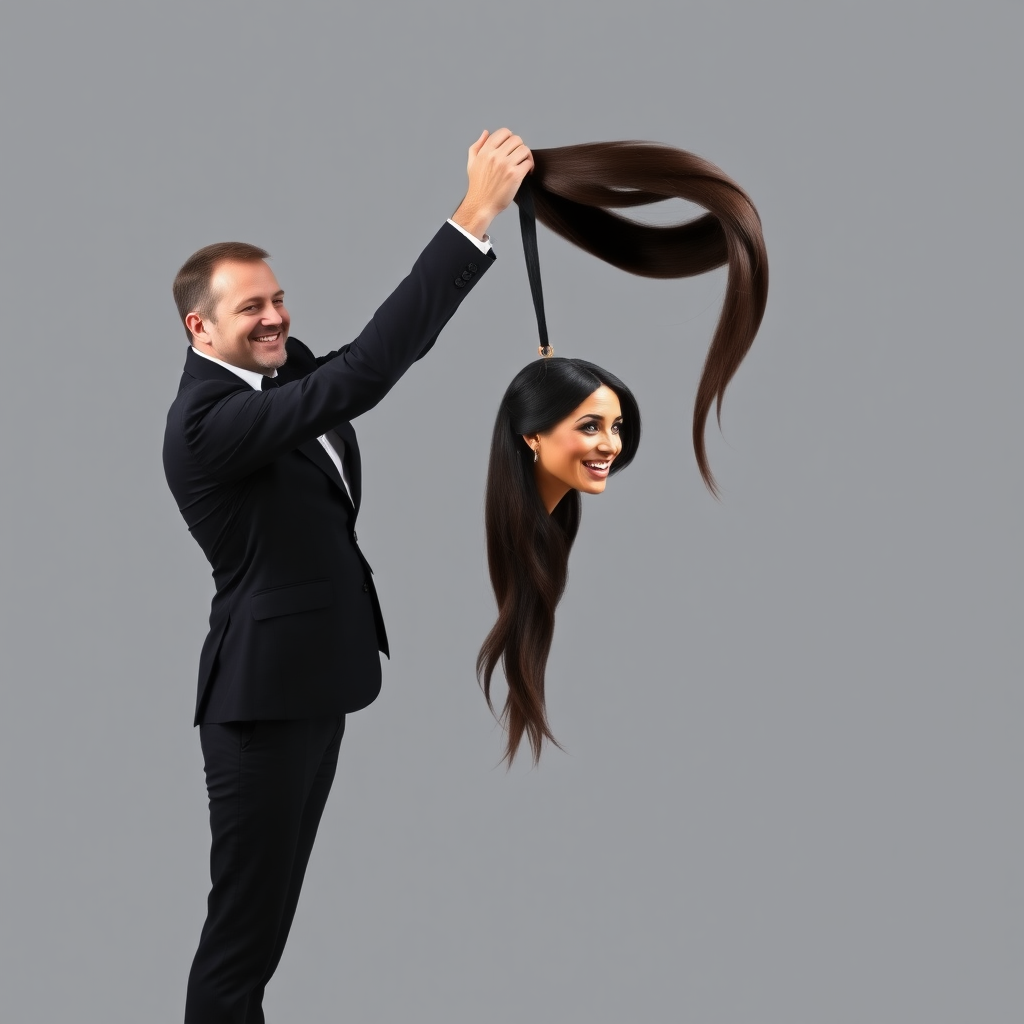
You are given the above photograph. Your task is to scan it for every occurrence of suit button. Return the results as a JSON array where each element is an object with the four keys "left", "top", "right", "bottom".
[
  {"left": 467, "top": 263, "right": 478, "bottom": 273},
  {"left": 362, "top": 583, "right": 369, "bottom": 592},
  {"left": 454, "top": 277, "right": 465, "bottom": 288},
  {"left": 461, "top": 270, "right": 472, "bottom": 281}
]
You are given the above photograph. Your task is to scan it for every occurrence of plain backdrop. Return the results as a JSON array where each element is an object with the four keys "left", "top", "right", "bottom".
[{"left": 1, "top": 2, "right": 1020, "bottom": 1022}]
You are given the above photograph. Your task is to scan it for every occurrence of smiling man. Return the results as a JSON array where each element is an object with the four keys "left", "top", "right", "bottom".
[
  {"left": 186, "top": 258, "right": 291, "bottom": 373},
  {"left": 163, "top": 128, "right": 532, "bottom": 1024}
]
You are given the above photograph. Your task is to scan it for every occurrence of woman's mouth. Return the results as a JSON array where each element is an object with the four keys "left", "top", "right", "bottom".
[{"left": 582, "top": 460, "right": 611, "bottom": 479}]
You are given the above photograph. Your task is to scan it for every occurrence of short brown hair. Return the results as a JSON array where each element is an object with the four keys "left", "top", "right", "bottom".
[{"left": 172, "top": 241, "right": 270, "bottom": 342}]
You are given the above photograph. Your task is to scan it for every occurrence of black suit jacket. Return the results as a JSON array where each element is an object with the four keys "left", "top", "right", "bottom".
[{"left": 163, "top": 224, "right": 493, "bottom": 724}]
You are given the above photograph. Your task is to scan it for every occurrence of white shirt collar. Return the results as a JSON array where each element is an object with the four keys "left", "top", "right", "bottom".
[{"left": 192, "top": 345, "right": 278, "bottom": 391}]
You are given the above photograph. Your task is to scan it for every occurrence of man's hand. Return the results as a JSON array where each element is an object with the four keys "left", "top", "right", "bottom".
[{"left": 451, "top": 128, "right": 534, "bottom": 241}]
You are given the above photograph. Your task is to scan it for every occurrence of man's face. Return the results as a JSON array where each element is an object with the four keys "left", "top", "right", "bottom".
[{"left": 188, "top": 259, "right": 290, "bottom": 374}]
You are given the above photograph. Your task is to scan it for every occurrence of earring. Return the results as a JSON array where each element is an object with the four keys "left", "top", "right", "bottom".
[{"left": 533, "top": 447, "right": 539, "bottom": 463}]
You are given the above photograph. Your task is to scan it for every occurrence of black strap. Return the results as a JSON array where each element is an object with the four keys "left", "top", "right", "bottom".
[{"left": 516, "top": 179, "right": 553, "bottom": 357}]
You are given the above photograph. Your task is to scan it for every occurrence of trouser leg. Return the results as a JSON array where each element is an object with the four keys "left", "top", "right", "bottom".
[
  {"left": 246, "top": 717, "right": 345, "bottom": 1021},
  {"left": 184, "top": 716, "right": 345, "bottom": 1024}
]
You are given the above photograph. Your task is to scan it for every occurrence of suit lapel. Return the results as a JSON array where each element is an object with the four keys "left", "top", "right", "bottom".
[
  {"left": 297, "top": 438, "right": 355, "bottom": 512},
  {"left": 332, "top": 420, "right": 361, "bottom": 513}
]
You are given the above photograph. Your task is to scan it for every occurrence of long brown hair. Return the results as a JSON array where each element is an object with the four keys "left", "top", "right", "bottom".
[
  {"left": 525, "top": 141, "right": 768, "bottom": 496},
  {"left": 481, "top": 141, "right": 768, "bottom": 764}
]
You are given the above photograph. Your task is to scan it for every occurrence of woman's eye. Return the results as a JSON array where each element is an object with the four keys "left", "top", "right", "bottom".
[{"left": 612, "top": 423, "right": 621, "bottom": 433}]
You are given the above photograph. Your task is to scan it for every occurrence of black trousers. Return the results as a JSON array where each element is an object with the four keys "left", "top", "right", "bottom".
[{"left": 185, "top": 716, "right": 346, "bottom": 1024}]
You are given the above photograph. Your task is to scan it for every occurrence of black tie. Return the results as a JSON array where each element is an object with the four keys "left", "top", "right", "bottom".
[{"left": 261, "top": 376, "right": 279, "bottom": 391}]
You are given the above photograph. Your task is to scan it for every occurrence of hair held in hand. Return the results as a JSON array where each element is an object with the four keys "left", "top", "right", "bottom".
[
  {"left": 481, "top": 141, "right": 768, "bottom": 766},
  {"left": 528, "top": 140, "right": 767, "bottom": 496}
]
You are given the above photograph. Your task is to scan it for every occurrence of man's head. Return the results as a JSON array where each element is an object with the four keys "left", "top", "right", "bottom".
[{"left": 173, "top": 242, "right": 290, "bottom": 374}]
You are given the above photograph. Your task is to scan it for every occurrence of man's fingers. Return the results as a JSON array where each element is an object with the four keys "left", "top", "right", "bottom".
[
  {"left": 513, "top": 146, "right": 534, "bottom": 168},
  {"left": 483, "top": 127, "right": 514, "bottom": 151},
  {"left": 497, "top": 134, "right": 526, "bottom": 157},
  {"left": 473, "top": 128, "right": 531, "bottom": 165},
  {"left": 459, "top": 127, "right": 532, "bottom": 230}
]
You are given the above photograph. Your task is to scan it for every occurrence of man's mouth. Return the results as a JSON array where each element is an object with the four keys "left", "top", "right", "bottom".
[{"left": 252, "top": 332, "right": 281, "bottom": 344}]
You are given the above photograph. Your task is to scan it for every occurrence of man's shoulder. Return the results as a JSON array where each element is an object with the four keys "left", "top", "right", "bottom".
[
  {"left": 165, "top": 358, "right": 250, "bottom": 442},
  {"left": 282, "top": 336, "right": 316, "bottom": 373},
  {"left": 169, "top": 366, "right": 245, "bottom": 406}
]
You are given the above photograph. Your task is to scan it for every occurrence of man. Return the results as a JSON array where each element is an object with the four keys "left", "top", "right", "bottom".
[{"left": 163, "top": 128, "right": 532, "bottom": 1023}]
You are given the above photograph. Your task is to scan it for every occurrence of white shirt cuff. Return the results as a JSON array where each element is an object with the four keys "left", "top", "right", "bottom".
[{"left": 446, "top": 218, "right": 492, "bottom": 253}]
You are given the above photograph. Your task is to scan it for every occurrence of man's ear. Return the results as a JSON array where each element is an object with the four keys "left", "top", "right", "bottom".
[{"left": 185, "top": 312, "right": 209, "bottom": 345}]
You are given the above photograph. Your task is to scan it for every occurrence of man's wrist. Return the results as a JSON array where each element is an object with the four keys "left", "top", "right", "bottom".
[
  {"left": 450, "top": 197, "right": 496, "bottom": 243},
  {"left": 447, "top": 218, "right": 492, "bottom": 254}
]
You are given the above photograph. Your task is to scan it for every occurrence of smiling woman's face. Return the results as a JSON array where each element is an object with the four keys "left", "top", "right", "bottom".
[{"left": 523, "top": 385, "right": 623, "bottom": 513}]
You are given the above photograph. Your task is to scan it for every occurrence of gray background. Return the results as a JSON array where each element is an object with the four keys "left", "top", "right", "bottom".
[{"left": 1, "top": 1, "right": 1020, "bottom": 1021}]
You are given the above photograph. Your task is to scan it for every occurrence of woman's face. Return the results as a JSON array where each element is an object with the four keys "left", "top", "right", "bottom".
[{"left": 524, "top": 385, "right": 624, "bottom": 513}]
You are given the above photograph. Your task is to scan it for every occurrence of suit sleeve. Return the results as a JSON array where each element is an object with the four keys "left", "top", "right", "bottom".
[{"left": 176, "top": 223, "right": 494, "bottom": 482}]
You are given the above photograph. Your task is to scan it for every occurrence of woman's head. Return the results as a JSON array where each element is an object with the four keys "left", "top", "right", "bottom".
[
  {"left": 480, "top": 357, "right": 640, "bottom": 765},
  {"left": 494, "top": 357, "right": 641, "bottom": 513}
]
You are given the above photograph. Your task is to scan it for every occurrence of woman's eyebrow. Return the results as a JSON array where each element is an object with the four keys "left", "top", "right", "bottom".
[{"left": 573, "top": 413, "right": 624, "bottom": 424}]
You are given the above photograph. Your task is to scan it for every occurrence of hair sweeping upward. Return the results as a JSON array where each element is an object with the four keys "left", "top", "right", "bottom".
[
  {"left": 480, "top": 141, "right": 768, "bottom": 765},
  {"left": 525, "top": 140, "right": 768, "bottom": 496}
]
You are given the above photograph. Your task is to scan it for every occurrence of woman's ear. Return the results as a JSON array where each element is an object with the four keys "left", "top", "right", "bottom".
[{"left": 521, "top": 433, "right": 540, "bottom": 453}]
